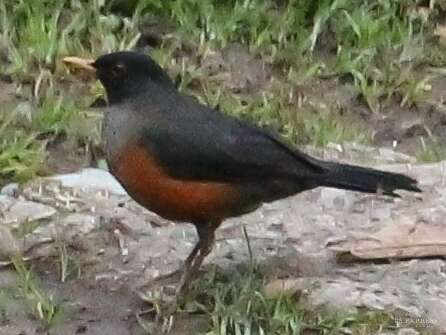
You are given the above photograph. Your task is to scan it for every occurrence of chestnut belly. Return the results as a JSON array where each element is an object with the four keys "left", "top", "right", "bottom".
[{"left": 110, "top": 145, "right": 242, "bottom": 223}]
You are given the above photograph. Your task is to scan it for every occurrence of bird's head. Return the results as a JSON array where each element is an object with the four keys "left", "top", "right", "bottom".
[{"left": 64, "top": 51, "right": 174, "bottom": 104}]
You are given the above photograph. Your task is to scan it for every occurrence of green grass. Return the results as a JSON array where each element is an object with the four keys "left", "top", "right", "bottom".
[
  {"left": 0, "top": 247, "right": 79, "bottom": 329},
  {"left": 1, "top": 0, "right": 446, "bottom": 183},
  {"left": 170, "top": 266, "right": 410, "bottom": 335},
  {"left": 0, "top": 131, "right": 43, "bottom": 183},
  {"left": 416, "top": 137, "right": 446, "bottom": 163},
  {"left": 0, "top": 0, "right": 141, "bottom": 78},
  {"left": 302, "top": 111, "right": 369, "bottom": 147},
  {"left": 0, "top": 112, "right": 44, "bottom": 183},
  {"left": 11, "top": 257, "right": 66, "bottom": 329},
  {"left": 53, "top": 241, "right": 82, "bottom": 283},
  {"left": 34, "top": 87, "right": 78, "bottom": 135}
]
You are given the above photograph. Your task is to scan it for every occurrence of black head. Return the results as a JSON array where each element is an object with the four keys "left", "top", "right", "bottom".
[{"left": 93, "top": 51, "right": 175, "bottom": 104}]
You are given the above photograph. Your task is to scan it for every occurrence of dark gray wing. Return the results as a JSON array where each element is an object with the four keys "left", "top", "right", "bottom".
[{"left": 139, "top": 95, "right": 325, "bottom": 183}]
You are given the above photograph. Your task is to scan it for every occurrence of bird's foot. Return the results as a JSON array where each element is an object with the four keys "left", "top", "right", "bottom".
[
  {"left": 137, "top": 282, "right": 177, "bottom": 305},
  {"left": 136, "top": 268, "right": 183, "bottom": 308},
  {"left": 136, "top": 284, "right": 179, "bottom": 323},
  {"left": 136, "top": 288, "right": 178, "bottom": 334},
  {"left": 147, "top": 269, "right": 182, "bottom": 286},
  {"left": 137, "top": 264, "right": 196, "bottom": 300},
  {"left": 135, "top": 267, "right": 200, "bottom": 316}
]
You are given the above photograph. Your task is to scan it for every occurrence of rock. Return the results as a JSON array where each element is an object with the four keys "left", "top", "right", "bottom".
[
  {"left": 48, "top": 168, "right": 126, "bottom": 195},
  {"left": 25, "top": 213, "right": 99, "bottom": 250},
  {"left": 309, "top": 279, "right": 363, "bottom": 308},
  {"left": 2, "top": 200, "right": 56, "bottom": 225},
  {"left": 1, "top": 183, "right": 19, "bottom": 197},
  {"left": 360, "top": 291, "right": 392, "bottom": 310},
  {"left": 61, "top": 213, "right": 98, "bottom": 235},
  {"left": 2, "top": 153, "right": 446, "bottom": 332},
  {"left": 0, "top": 195, "right": 14, "bottom": 211},
  {"left": 320, "top": 188, "right": 351, "bottom": 210},
  {"left": 378, "top": 148, "right": 416, "bottom": 163},
  {"left": 421, "top": 298, "right": 446, "bottom": 330},
  {"left": 0, "top": 225, "right": 20, "bottom": 256}
]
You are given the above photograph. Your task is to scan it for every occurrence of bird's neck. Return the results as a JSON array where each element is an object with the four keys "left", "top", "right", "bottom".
[
  {"left": 105, "top": 83, "right": 144, "bottom": 105},
  {"left": 106, "top": 80, "right": 175, "bottom": 105}
]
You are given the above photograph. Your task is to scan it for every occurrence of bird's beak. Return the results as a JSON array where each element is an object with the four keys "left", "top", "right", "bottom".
[{"left": 63, "top": 56, "right": 96, "bottom": 73}]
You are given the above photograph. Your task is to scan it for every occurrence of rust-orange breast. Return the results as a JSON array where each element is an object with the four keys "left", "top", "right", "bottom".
[{"left": 110, "top": 145, "right": 240, "bottom": 223}]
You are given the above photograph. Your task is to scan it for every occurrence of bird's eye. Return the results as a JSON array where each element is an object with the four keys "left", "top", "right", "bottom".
[{"left": 111, "top": 63, "right": 126, "bottom": 77}]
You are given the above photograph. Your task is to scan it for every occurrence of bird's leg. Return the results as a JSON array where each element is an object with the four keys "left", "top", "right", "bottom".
[
  {"left": 146, "top": 222, "right": 216, "bottom": 290},
  {"left": 176, "top": 222, "right": 217, "bottom": 295},
  {"left": 138, "top": 221, "right": 217, "bottom": 315},
  {"left": 147, "top": 246, "right": 199, "bottom": 284},
  {"left": 140, "top": 223, "right": 217, "bottom": 319},
  {"left": 182, "top": 239, "right": 202, "bottom": 269}
]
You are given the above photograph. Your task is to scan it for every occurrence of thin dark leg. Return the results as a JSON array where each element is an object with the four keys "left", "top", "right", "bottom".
[
  {"left": 150, "top": 241, "right": 202, "bottom": 285},
  {"left": 183, "top": 240, "right": 201, "bottom": 269},
  {"left": 138, "top": 222, "right": 218, "bottom": 318},
  {"left": 176, "top": 222, "right": 217, "bottom": 295}
]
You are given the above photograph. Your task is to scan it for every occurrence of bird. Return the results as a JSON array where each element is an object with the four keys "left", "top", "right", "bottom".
[{"left": 63, "top": 51, "right": 421, "bottom": 296}]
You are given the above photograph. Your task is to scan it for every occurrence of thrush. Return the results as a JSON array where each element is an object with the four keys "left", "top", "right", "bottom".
[{"left": 64, "top": 51, "right": 421, "bottom": 295}]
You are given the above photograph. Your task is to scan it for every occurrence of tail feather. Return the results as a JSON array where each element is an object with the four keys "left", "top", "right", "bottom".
[{"left": 317, "top": 161, "right": 421, "bottom": 196}]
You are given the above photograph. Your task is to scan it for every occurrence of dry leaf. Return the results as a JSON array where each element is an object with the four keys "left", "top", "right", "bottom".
[
  {"left": 264, "top": 278, "right": 314, "bottom": 298},
  {"left": 337, "top": 218, "right": 446, "bottom": 261}
]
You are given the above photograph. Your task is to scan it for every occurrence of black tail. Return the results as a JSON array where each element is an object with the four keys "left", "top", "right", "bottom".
[{"left": 316, "top": 161, "right": 421, "bottom": 197}]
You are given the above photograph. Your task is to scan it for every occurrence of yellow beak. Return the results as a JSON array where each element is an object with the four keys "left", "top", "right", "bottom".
[{"left": 63, "top": 56, "right": 96, "bottom": 72}]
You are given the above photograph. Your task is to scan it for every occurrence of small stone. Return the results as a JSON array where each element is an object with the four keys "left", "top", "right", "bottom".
[
  {"left": 62, "top": 213, "right": 97, "bottom": 235},
  {"left": 327, "top": 142, "right": 343, "bottom": 152},
  {"left": 3, "top": 201, "right": 56, "bottom": 225},
  {"left": 1, "top": 183, "right": 19, "bottom": 197},
  {"left": 48, "top": 168, "right": 127, "bottom": 195},
  {"left": 320, "top": 188, "right": 350, "bottom": 210},
  {"left": 0, "top": 225, "right": 20, "bottom": 256},
  {"left": 144, "top": 268, "right": 160, "bottom": 281}
]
